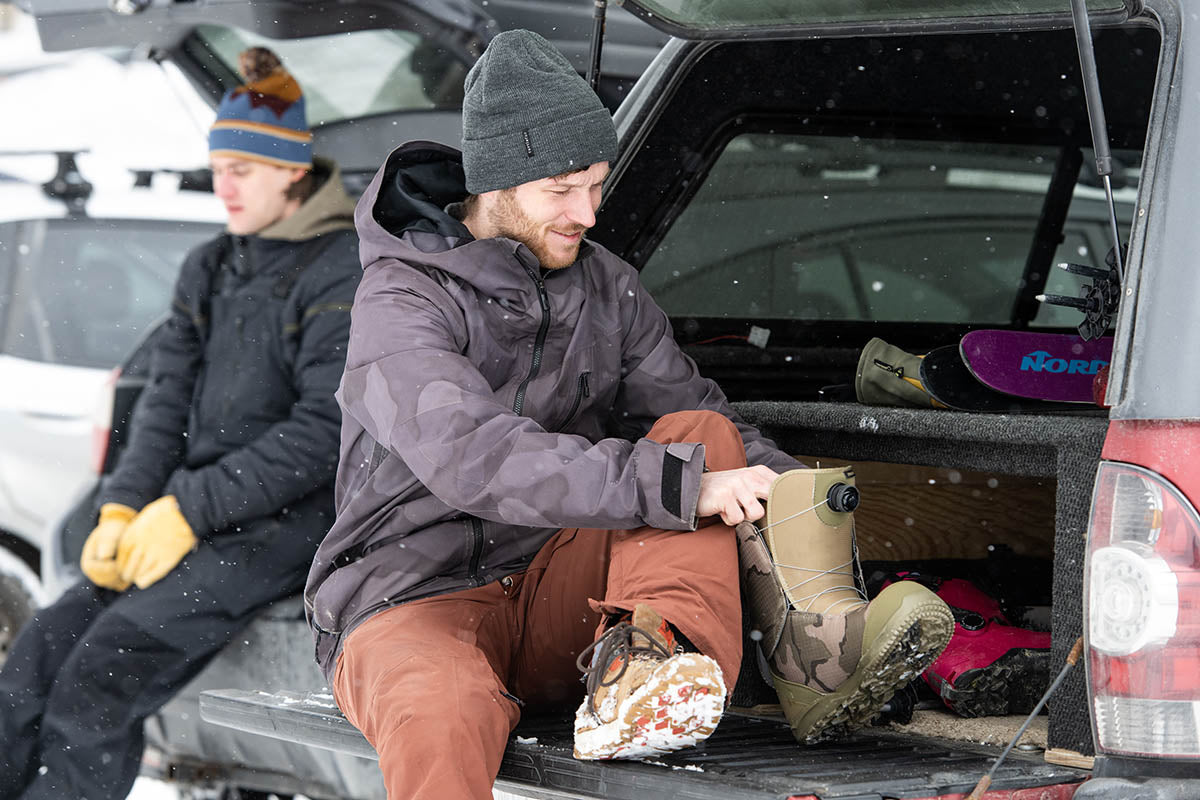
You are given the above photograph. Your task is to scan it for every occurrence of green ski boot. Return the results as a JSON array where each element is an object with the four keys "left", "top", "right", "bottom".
[{"left": 736, "top": 466, "right": 953, "bottom": 743}]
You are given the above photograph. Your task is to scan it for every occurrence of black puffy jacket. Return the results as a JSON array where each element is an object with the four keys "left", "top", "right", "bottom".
[{"left": 99, "top": 159, "right": 360, "bottom": 600}]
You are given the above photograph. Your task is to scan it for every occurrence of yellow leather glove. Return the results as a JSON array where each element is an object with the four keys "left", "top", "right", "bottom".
[
  {"left": 80, "top": 502, "right": 138, "bottom": 591},
  {"left": 117, "top": 495, "right": 198, "bottom": 590}
]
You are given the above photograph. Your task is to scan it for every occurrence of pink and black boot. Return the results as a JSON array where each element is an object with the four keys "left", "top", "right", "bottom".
[{"left": 887, "top": 573, "right": 1052, "bottom": 718}]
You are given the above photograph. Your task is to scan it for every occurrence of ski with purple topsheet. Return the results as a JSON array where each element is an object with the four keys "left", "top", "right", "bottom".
[{"left": 959, "top": 330, "right": 1113, "bottom": 404}]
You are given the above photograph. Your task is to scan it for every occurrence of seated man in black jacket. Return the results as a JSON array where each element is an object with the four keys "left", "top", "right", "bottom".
[{"left": 0, "top": 48, "right": 360, "bottom": 800}]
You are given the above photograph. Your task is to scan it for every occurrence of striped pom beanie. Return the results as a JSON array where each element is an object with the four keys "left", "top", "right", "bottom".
[{"left": 209, "top": 48, "right": 312, "bottom": 169}]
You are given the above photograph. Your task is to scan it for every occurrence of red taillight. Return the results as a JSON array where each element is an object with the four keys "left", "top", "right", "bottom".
[
  {"left": 91, "top": 367, "right": 119, "bottom": 474},
  {"left": 1085, "top": 460, "right": 1200, "bottom": 758}
]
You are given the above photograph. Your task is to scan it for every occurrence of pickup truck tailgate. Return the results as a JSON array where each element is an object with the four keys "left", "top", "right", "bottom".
[{"left": 199, "top": 689, "right": 1086, "bottom": 799}]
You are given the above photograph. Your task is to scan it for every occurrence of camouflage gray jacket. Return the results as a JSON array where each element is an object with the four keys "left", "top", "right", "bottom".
[{"left": 305, "top": 142, "right": 800, "bottom": 678}]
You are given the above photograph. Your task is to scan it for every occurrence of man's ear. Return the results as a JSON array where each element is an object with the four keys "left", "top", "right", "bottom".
[{"left": 284, "top": 167, "right": 314, "bottom": 202}]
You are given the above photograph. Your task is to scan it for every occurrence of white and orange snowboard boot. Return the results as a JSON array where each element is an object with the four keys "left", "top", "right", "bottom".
[{"left": 573, "top": 604, "right": 725, "bottom": 760}]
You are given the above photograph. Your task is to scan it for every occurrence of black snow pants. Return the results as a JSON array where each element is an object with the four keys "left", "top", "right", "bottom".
[{"left": 0, "top": 528, "right": 308, "bottom": 800}]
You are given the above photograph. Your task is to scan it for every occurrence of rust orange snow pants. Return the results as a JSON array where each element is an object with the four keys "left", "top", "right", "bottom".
[{"left": 332, "top": 410, "right": 747, "bottom": 800}]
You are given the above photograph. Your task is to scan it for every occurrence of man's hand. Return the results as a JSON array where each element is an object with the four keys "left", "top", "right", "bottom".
[
  {"left": 117, "top": 495, "right": 198, "bottom": 589},
  {"left": 696, "top": 465, "right": 779, "bottom": 526},
  {"left": 80, "top": 503, "right": 138, "bottom": 591}
]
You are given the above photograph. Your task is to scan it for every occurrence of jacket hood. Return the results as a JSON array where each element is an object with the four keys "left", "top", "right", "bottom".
[
  {"left": 355, "top": 141, "right": 473, "bottom": 266},
  {"left": 353, "top": 140, "right": 596, "bottom": 302},
  {"left": 258, "top": 156, "right": 357, "bottom": 241}
]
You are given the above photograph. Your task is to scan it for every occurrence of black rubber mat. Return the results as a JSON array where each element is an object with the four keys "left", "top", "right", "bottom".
[{"left": 201, "top": 689, "right": 1087, "bottom": 799}]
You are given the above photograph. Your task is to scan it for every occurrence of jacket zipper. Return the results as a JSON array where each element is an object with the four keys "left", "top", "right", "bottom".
[
  {"left": 513, "top": 266, "right": 550, "bottom": 416},
  {"left": 366, "top": 440, "right": 388, "bottom": 476},
  {"left": 560, "top": 371, "right": 591, "bottom": 429},
  {"left": 312, "top": 573, "right": 443, "bottom": 636},
  {"left": 467, "top": 517, "right": 484, "bottom": 585}
]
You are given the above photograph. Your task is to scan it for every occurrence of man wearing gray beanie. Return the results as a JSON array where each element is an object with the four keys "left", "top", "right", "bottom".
[
  {"left": 460, "top": 28, "right": 619, "bottom": 198},
  {"left": 308, "top": 29, "right": 939, "bottom": 800}
]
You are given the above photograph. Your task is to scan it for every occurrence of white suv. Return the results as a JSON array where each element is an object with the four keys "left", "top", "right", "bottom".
[{"left": 0, "top": 152, "right": 222, "bottom": 656}]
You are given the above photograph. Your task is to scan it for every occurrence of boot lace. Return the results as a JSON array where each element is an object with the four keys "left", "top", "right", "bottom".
[
  {"left": 755, "top": 498, "right": 868, "bottom": 613},
  {"left": 575, "top": 621, "right": 674, "bottom": 718}
]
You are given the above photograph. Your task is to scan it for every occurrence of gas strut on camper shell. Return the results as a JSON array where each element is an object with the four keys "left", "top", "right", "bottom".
[
  {"left": 1036, "top": 0, "right": 1128, "bottom": 341},
  {"left": 587, "top": 0, "right": 609, "bottom": 92}
]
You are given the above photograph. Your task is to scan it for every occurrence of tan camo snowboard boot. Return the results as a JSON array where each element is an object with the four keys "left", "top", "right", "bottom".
[
  {"left": 737, "top": 466, "right": 953, "bottom": 743},
  {"left": 573, "top": 604, "right": 726, "bottom": 760}
]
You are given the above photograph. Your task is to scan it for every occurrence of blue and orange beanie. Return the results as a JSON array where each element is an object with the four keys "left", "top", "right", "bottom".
[{"left": 208, "top": 48, "right": 312, "bottom": 169}]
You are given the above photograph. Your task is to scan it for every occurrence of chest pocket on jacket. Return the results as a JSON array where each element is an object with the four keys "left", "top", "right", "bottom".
[
  {"left": 552, "top": 324, "right": 622, "bottom": 437},
  {"left": 550, "top": 334, "right": 620, "bottom": 434}
]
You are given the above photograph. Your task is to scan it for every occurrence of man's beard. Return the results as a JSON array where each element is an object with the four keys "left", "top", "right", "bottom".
[{"left": 488, "top": 190, "right": 586, "bottom": 269}]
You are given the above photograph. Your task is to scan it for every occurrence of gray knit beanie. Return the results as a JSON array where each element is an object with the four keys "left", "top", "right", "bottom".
[{"left": 461, "top": 29, "right": 618, "bottom": 194}]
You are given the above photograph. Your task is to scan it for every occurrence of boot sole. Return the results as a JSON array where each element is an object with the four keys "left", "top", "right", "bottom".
[
  {"left": 573, "top": 654, "right": 726, "bottom": 760},
  {"left": 934, "top": 646, "right": 1052, "bottom": 718},
  {"left": 775, "top": 585, "right": 953, "bottom": 744}
]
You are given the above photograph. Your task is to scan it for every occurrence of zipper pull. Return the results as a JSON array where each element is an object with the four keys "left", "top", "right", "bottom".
[{"left": 582, "top": 371, "right": 591, "bottom": 398}]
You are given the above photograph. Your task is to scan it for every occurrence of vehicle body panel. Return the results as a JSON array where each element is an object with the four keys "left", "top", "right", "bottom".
[
  {"left": 1111, "top": 0, "right": 1200, "bottom": 421},
  {"left": 0, "top": 358, "right": 109, "bottom": 547}
]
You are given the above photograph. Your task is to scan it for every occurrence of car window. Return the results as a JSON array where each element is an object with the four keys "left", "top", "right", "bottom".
[
  {"left": 195, "top": 25, "right": 467, "bottom": 126},
  {"left": 640, "top": 133, "right": 1137, "bottom": 328},
  {"left": 2, "top": 219, "right": 217, "bottom": 370}
]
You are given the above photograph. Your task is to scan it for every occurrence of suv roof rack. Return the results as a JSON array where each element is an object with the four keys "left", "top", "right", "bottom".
[
  {"left": 42, "top": 151, "right": 93, "bottom": 214},
  {"left": 1, "top": 149, "right": 216, "bottom": 211},
  {"left": 0, "top": 149, "right": 93, "bottom": 214},
  {"left": 131, "top": 168, "right": 213, "bottom": 193}
]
